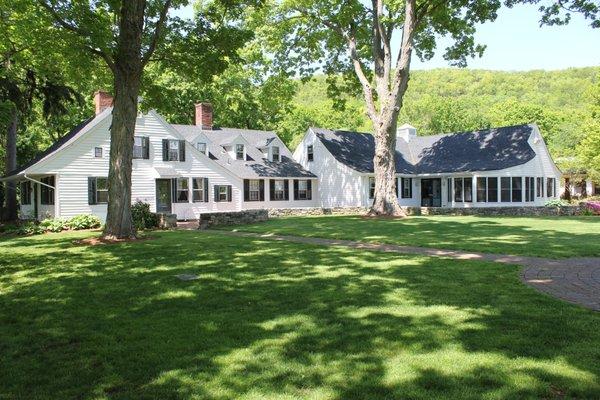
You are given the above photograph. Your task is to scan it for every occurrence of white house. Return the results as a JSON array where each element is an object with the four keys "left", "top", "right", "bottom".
[
  {"left": 2, "top": 92, "right": 317, "bottom": 221},
  {"left": 293, "top": 123, "right": 562, "bottom": 208}
]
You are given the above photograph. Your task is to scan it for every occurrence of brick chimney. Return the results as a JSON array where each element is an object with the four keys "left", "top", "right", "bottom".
[
  {"left": 94, "top": 90, "right": 113, "bottom": 115},
  {"left": 195, "top": 102, "right": 213, "bottom": 130}
]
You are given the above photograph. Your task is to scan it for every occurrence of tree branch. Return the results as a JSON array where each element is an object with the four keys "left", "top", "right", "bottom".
[{"left": 141, "top": 0, "right": 172, "bottom": 67}]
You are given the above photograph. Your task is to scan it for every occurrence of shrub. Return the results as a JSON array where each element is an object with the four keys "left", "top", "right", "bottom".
[
  {"left": 544, "top": 199, "right": 570, "bottom": 207},
  {"left": 131, "top": 201, "right": 159, "bottom": 230},
  {"left": 582, "top": 201, "right": 600, "bottom": 216},
  {"left": 1, "top": 221, "right": 44, "bottom": 236},
  {"left": 39, "top": 218, "right": 68, "bottom": 233},
  {"left": 67, "top": 214, "right": 101, "bottom": 230}
]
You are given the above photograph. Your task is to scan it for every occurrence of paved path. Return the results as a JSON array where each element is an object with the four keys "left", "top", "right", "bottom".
[{"left": 215, "top": 230, "right": 600, "bottom": 311}]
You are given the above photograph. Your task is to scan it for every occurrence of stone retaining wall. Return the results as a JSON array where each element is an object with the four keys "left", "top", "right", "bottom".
[{"left": 198, "top": 205, "right": 585, "bottom": 229}]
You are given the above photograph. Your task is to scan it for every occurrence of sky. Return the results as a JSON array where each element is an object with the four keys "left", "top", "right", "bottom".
[{"left": 175, "top": 2, "right": 600, "bottom": 71}]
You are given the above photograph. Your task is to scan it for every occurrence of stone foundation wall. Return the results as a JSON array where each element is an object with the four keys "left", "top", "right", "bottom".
[
  {"left": 405, "top": 205, "right": 584, "bottom": 216},
  {"left": 199, "top": 209, "right": 268, "bottom": 229},
  {"left": 267, "top": 207, "right": 368, "bottom": 218}
]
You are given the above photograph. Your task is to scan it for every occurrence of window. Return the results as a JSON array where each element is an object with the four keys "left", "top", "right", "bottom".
[
  {"left": 94, "top": 147, "right": 103, "bottom": 158},
  {"left": 525, "top": 177, "right": 535, "bottom": 202},
  {"left": 174, "top": 178, "right": 189, "bottom": 203},
  {"left": 214, "top": 185, "right": 232, "bottom": 202},
  {"left": 400, "top": 178, "right": 412, "bottom": 198},
  {"left": 271, "top": 179, "right": 286, "bottom": 200},
  {"left": 447, "top": 178, "right": 452, "bottom": 202},
  {"left": 501, "top": 177, "right": 511, "bottom": 202},
  {"left": 40, "top": 176, "right": 55, "bottom": 205},
  {"left": 133, "top": 136, "right": 149, "bottom": 159},
  {"left": 536, "top": 177, "right": 543, "bottom": 197},
  {"left": 512, "top": 177, "right": 522, "bottom": 202},
  {"left": 244, "top": 179, "right": 264, "bottom": 201},
  {"left": 547, "top": 177, "right": 556, "bottom": 197},
  {"left": 162, "top": 139, "right": 185, "bottom": 162},
  {"left": 297, "top": 180, "right": 310, "bottom": 200},
  {"left": 272, "top": 146, "right": 280, "bottom": 162},
  {"left": 369, "top": 177, "right": 375, "bottom": 199},
  {"left": 20, "top": 181, "right": 31, "bottom": 205},
  {"left": 488, "top": 177, "right": 498, "bottom": 202},
  {"left": 477, "top": 177, "right": 487, "bottom": 202},
  {"left": 307, "top": 145, "right": 314, "bottom": 162},
  {"left": 454, "top": 178, "right": 463, "bottom": 202},
  {"left": 88, "top": 177, "right": 108, "bottom": 204},
  {"left": 236, "top": 144, "right": 245, "bottom": 160},
  {"left": 196, "top": 142, "right": 207, "bottom": 155},
  {"left": 192, "top": 178, "right": 208, "bottom": 202},
  {"left": 249, "top": 180, "right": 260, "bottom": 201},
  {"left": 463, "top": 178, "right": 473, "bottom": 202}
]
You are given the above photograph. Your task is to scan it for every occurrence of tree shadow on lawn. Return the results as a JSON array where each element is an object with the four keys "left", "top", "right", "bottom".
[
  {"left": 0, "top": 231, "right": 598, "bottom": 399},
  {"left": 233, "top": 215, "right": 600, "bottom": 258}
]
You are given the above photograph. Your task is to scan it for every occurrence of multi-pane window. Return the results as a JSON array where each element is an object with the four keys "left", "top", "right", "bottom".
[
  {"left": 215, "top": 185, "right": 231, "bottom": 202},
  {"left": 96, "top": 178, "right": 109, "bottom": 203},
  {"left": 307, "top": 145, "right": 314, "bottom": 162},
  {"left": 476, "top": 177, "right": 487, "bottom": 202},
  {"left": 525, "top": 177, "right": 535, "bottom": 202},
  {"left": 197, "top": 142, "right": 207, "bottom": 154},
  {"left": 454, "top": 178, "right": 463, "bottom": 202},
  {"left": 236, "top": 144, "right": 245, "bottom": 160},
  {"left": 401, "top": 178, "right": 412, "bottom": 198},
  {"left": 20, "top": 181, "right": 31, "bottom": 205},
  {"left": 40, "top": 176, "right": 55, "bottom": 205},
  {"left": 133, "top": 136, "right": 149, "bottom": 159},
  {"left": 447, "top": 178, "right": 452, "bottom": 202},
  {"left": 536, "top": 177, "right": 544, "bottom": 197},
  {"left": 547, "top": 177, "right": 556, "bottom": 197},
  {"left": 169, "top": 140, "right": 180, "bottom": 161},
  {"left": 94, "top": 147, "right": 103, "bottom": 158},
  {"left": 501, "top": 177, "right": 511, "bottom": 202},
  {"left": 273, "top": 180, "right": 285, "bottom": 200},
  {"left": 162, "top": 139, "right": 184, "bottom": 162},
  {"left": 192, "top": 178, "right": 206, "bottom": 202},
  {"left": 488, "top": 177, "right": 498, "bottom": 202},
  {"left": 297, "top": 180, "right": 309, "bottom": 200},
  {"left": 452, "top": 177, "right": 472, "bottom": 202},
  {"left": 512, "top": 177, "right": 522, "bottom": 202},
  {"left": 272, "top": 146, "right": 280, "bottom": 162},
  {"left": 175, "top": 178, "right": 189, "bottom": 203},
  {"left": 369, "top": 177, "right": 375, "bottom": 199},
  {"left": 249, "top": 179, "right": 260, "bottom": 201}
]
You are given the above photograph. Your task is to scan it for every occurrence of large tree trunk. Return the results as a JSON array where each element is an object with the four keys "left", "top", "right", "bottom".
[
  {"left": 370, "top": 122, "right": 404, "bottom": 216},
  {"left": 102, "top": 0, "right": 145, "bottom": 240},
  {"left": 4, "top": 109, "right": 18, "bottom": 221}
]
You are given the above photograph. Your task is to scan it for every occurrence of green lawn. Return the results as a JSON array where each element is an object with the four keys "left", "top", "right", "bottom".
[
  {"left": 1, "top": 230, "right": 599, "bottom": 399},
  {"left": 223, "top": 215, "right": 600, "bottom": 258}
]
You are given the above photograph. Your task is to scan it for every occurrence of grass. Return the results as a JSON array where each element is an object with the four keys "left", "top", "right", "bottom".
[
  {"left": 221, "top": 215, "right": 600, "bottom": 258},
  {"left": 1, "top": 230, "right": 599, "bottom": 399}
]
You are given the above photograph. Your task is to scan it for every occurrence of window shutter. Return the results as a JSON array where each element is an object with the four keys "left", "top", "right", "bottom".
[
  {"left": 243, "top": 179, "right": 250, "bottom": 201},
  {"left": 214, "top": 186, "right": 219, "bottom": 202},
  {"left": 227, "top": 186, "right": 232, "bottom": 202},
  {"left": 143, "top": 137, "right": 150, "bottom": 159},
  {"left": 171, "top": 178, "right": 178, "bottom": 203},
  {"left": 293, "top": 179, "right": 299, "bottom": 200},
  {"left": 409, "top": 179, "right": 413, "bottom": 197},
  {"left": 88, "top": 177, "right": 96, "bottom": 205},
  {"left": 179, "top": 140, "right": 186, "bottom": 162},
  {"left": 284, "top": 180, "right": 290, "bottom": 200},
  {"left": 396, "top": 178, "right": 399, "bottom": 197},
  {"left": 162, "top": 139, "right": 168, "bottom": 161},
  {"left": 269, "top": 179, "right": 275, "bottom": 200},
  {"left": 306, "top": 180, "right": 312, "bottom": 200},
  {"left": 203, "top": 178, "right": 209, "bottom": 202},
  {"left": 259, "top": 180, "right": 265, "bottom": 201}
]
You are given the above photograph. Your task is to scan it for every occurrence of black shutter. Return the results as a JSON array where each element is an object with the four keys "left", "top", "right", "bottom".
[
  {"left": 171, "top": 178, "right": 178, "bottom": 203},
  {"left": 162, "top": 139, "right": 168, "bottom": 161},
  {"left": 179, "top": 140, "right": 185, "bottom": 162},
  {"left": 396, "top": 178, "right": 399, "bottom": 197},
  {"left": 284, "top": 180, "right": 289, "bottom": 200},
  {"left": 269, "top": 179, "right": 275, "bottom": 200},
  {"left": 306, "top": 180, "right": 312, "bottom": 200},
  {"left": 88, "top": 177, "right": 96, "bottom": 205},
  {"left": 409, "top": 178, "right": 413, "bottom": 197},
  {"left": 227, "top": 186, "right": 232, "bottom": 202},
  {"left": 259, "top": 180, "right": 265, "bottom": 201},
  {"left": 293, "top": 179, "right": 299, "bottom": 200},
  {"left": 243, "top": 179, "right": 250, "bottom": 201},
  {"left": 143, "top": 137, "right": 150, "bottom": 159},
  {"left": 214, "top": 186, "right": 219, "bottom": 202},
  {"left": 203, "top": 178, "right": 209, "bottom": 202}
]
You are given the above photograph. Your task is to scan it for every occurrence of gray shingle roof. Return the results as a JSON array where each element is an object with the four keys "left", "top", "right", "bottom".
[
  {"left": 313, "top": 124, "right": 537, "bottom": 174},
  {"left": 172, "top": 125, "right": 316, "bottom": 178}
]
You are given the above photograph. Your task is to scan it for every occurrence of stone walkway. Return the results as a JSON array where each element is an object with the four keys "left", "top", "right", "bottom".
[{"left": 215, "top": 230, "right": 600, "bottom": 311}]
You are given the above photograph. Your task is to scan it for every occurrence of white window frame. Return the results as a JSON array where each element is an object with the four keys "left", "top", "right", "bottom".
[
  {"left": 168, "top": 140, "right": 180, "bottom": 161},
  {"left": 249, "top": 179, "right": 260, "bottom": 201},
  {"left": 235, "top": 144, "right": 245, "bottom": 160},
  {"left": 369, "top": 177, "right": 375, "bottom": 199},
  {"left": 133, "top": 137, "right": 145, "bottom": 159},
  {"left": 297, "top": 180, "right": 309, "bottom": 200},
  {"left": 307, "top": 145, "right": 314, "bottom": 162},
  {"left": 94, "top": 147, "right": 103, "bottom": 158},
  {"left": 176, "top": 177, "right": 189, "bottom": 203},
  {"left": 96, "top": 177, "right": 109, "bottom": 204},
  {"left": 272, "top": 146, "right": 280, "bottom": 162},
  {"left": 218, "top": 185, "right": 228, "bottom": 201},
  {"left": 273, "top": 179, "right": 285, "bottom": 200},
  {"left": 197, "top": 142, "right": 207, "bottom": 155},
  {"left": 192, "top": 178, "right": 205, "bottom": 202}
]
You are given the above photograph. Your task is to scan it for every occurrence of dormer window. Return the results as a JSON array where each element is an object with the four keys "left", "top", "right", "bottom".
[
  {"left": 197, "top": 142, "right": 207, "bottom": 154},
  {"left": 272, "top": 146, "right": 280, "bottom": 162},
  {"left": 307, "top": 145, "right": 314, "bottom": 162},
  {"left": 235, "top": 144, "right": 244, "bottom": 160}
]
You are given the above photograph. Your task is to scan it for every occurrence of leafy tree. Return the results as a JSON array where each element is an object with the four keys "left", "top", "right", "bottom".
[
  {"left": 38, "top": 0, "right": 255, "bottom": 238},
  {"left": 507, "top": 0, "right": 599, "bottom": 28}
]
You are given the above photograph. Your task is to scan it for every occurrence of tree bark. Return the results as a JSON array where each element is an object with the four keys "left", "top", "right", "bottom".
[
  {"left": 4, "top": 109, "right": 18, "bottom": 221},
  {"left": 370, "top": 121, "right": 404, "bottom": 215},
  {"left": 101, "top": 0, "right": 145, "bottom": 239}
]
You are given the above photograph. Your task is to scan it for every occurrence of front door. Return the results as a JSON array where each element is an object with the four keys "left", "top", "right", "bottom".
[
  {"left": 421, "top": 178, "right": 442, "bottom": 207},
  {"left": 156, "top": 179, "right": 172, "bottom": 213}
]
